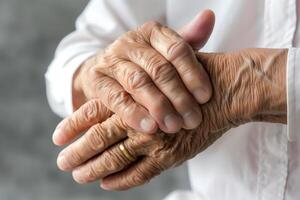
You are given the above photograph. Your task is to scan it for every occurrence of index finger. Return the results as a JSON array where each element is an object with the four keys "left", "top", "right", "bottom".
[
  {"left": 52, "top": 100, "right": 112, "bottom": 146},
  {"left": 141, "top": 22, "right": 212, "bottom": 103},
  {"left": 57, "top": 114, "right": 128, "bottom": 171}
]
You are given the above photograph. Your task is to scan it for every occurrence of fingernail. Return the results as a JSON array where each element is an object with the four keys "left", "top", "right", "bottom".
[
  {"left": 57, "top": 154, "right": 69, "bottom": 171},
  {"left": 72, "top": 169, "right": 85, "bottom": 184},
  {"left": 164, "top": 113, "right": 182, "bottom": 133},
  {"left": 101, "top": 182, "right": 112, "bottom": 190},
  {"left": 140, "top": 117, "right": 156, "bottom": 133},
  {"left": 183, "top": 109, "right": 202, "bottom": 129},
  {"left": 52, "top": 128, "right": 64, "bottom": 146},
  {"left": 193, "top": 87, "right": 210, "bottom": 104}
]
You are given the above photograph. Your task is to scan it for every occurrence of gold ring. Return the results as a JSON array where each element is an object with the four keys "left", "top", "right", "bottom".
[{"left": 118, "top": 142, "right": 135, "bottom": 162}]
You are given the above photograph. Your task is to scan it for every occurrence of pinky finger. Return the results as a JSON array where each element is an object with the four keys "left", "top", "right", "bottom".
[{"left": 100, "top": 157, "right": 163, "bottom": 191}]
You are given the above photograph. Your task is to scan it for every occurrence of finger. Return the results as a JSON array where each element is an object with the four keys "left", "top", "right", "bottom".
[
  {"left": 95, "top": 75, "right": 157, "bottom": 133},
  {"left": 57, "top": 115, "right": 128, "bottom": 171},
  {"left": 52, "top": 100, "right": 112, "bottom": 146},
  {"left": 178, "top": 9, "right": 215, "bottom": 50},
  {"left": 71, "top": 137, "right": 143, "bottom": 184},
  {"left": 126, "top": 49, "right": 202, "bottom": 129},
  {"left": 108, "top": 60, "right": 184, "bottom": 133},
  {"left": 100, "top": 157, "right": 162, "bottom": 190},
  {"left": 141, "top": 21, "right": 212, "bottom": 104}
]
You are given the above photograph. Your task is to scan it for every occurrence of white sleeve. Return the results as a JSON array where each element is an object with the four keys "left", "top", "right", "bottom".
[
  {"left": 45, "top": 0, "right": 166, "bottom": 117},
  {"left": 287, "top": 48, "right": 300, "bottom": 142}
]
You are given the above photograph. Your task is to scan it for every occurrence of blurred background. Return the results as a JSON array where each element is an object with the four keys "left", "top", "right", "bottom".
[{"left": 0, "top": 0, "right": 189, "bottom": 200}]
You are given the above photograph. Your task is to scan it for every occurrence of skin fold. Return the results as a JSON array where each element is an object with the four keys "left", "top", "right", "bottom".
[{"left": 55, "top": 48, "right": 287, "bottom": 190}]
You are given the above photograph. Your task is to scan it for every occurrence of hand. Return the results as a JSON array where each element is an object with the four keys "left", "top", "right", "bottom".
[
  {"left": 52, "top": 10, "right": 215, "bottom": 145},
  {"left": 69, "top": 11, "right": 215, "bottom": 136},
  {"left": 55, "top": 48, "right": 288, "bottom": 190}
]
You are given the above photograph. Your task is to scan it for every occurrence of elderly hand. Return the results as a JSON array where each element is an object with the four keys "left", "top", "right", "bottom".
[
  {"left": 55, "top": 10, "right": 215, "bottom": 143},
  {"left": 55, "top": 49, "right": 287, "bottom": 190}
]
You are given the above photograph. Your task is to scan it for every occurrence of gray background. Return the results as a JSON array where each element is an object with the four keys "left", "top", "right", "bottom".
[{"left": 0, "top": 0, "right": 189, "bottom": 200}]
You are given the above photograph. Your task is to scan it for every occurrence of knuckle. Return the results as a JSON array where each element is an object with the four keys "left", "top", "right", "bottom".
[
  {"left": 141, "top": 20, "right": 161, "bottom": 30},
  {"left": 89, "top": 70, "right": 102, "bottom": 87},
  {"left": 111, "top": 31, "right": 146, "bottom": 53},
  {"left": 148, "top": 59, "right": 177, "bottom": 85},
  {"left": 79, "top": 100, "right": 99, "bottom": 123},
  {"left": 177, "top": 63, "right": 204, "bottom": 82},
  {"left": 67, "top": 148, "right": 83, "bottom": 167},
  {"left": 97, "top": 52, "right": 120, "bottom": 69},
  {"left": 148, "top": 95, "right": 169, "bottom": 114},
  {"left": 124, "top": 30, "right": 138, "bottom": 38},
  {"left": 122, "top": 30, "right": 145, "bottom": 44},
  {"left": 126, "top": 70, "right": 153, "bottom": 91},
  {"left": 107, "top": 90, "right": 131, "bottom": 110},
  {"left": 137, "top": 21, "right": 162, "bottom": 40},
  {"left": 147, "top": 159, "right": 165, "bottom": 175},
  {"left": 166, "top": 40, "right": 191, "bottom": 61},
  {"left": 94, "top": 54, "right": 124, "bottom": 78},
  {"left": 85, "top": 125, "right": 107, "bottom": 151},
  {"left": 64, "top": 117, "right": 79, "bottom": 134},
  {"left": 95, "top": 78, "right": 114, "bottom": 93},
  {"left": 85, "top": 62, "right": 98, "bottom": 78},
  {"left": 85, "top": 164, "right": 100, "bottom": 181},
  {"left": 104, "top": 150, "right": 123, "bottom": 170},
  {"left": 109, "top": 114, "right": 129, "bottom": 130},
  {"left": 132, "top": 166, "right": 149, "bottom": 184},
  {"left": 108, "top": 37, "right": 126, "bottom": 52}
]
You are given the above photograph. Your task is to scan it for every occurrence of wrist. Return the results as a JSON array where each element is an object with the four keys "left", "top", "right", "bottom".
[
  {"left": 231, "top": 49, "right": 288, "bottom": 124},
  {"left": 196, "top": 48, "right": 288, "bottom": 126},
  {"left": 243, "top": 48, "right": 288, "bottom": 123},
  {"left": 72, "top": 60, "right": 88, "bottom": 111}
]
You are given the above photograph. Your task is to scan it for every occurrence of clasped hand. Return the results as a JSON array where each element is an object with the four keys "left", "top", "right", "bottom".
[{"left": 51, "top": 11, "right": 287, "bottom": 191}]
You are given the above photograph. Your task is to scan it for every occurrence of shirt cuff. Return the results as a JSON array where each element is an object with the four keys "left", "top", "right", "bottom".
[
  {"left": 287, "top": 48, "right": 300, "bottom": 142},
  {"left": 45, "top": 51, "right": 96, "bottom": 118}
]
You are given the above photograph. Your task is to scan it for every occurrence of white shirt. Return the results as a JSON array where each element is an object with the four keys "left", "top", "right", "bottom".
[{"left": 45, "top": 0, "right": 300, "bottom": 200}]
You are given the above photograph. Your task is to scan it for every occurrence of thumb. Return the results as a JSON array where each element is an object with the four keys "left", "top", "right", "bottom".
[{"left": 178, "top": 9, "right": 215, "bottom": 50}]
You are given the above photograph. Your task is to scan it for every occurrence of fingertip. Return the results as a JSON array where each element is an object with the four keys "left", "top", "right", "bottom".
[
  {"left": 100, "top": 182, "right": 113, "bottom": 191},
  {"left": 121, "top": 104, "right": 158, "bottom": 134},
  {"left": 181, "top": 9, "right": 215, "bottom": 50},
  {"left": 140, "top": 116, "right": 158, "bottom": 133},
  {"left": 162, "top": 114, "right": 183, "bottom": 134},
  {"left": 52, "top": 128, "right": 66, "bottom": 146},
  {"left": 56, "top": 154, "right": 70, "bottom": 171},
  {"left": 201, "top": 9, "right": 215, "bottom": 20},
  {"left": 197, "top": 9, "right": 215, "bottom": 30},
  {"left": 72, "top": 170, "right": 87, "bottom": 184},
  {"left": 193, "top": 86, "right": 213, "bottom": 104},
  {"left": 101, "top": 179, "right": 128, "bottom": 191},
  {"left": 182, "top": 107, "right": 203, "bottom": 130}
]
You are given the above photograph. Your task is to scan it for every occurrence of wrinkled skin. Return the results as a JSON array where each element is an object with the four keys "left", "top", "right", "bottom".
[
  {"left": 68, "top": 12, "right": 215, "bottom": 137},
  {"left": 55, "top": 48, "right": 287, "bottom": 190}
]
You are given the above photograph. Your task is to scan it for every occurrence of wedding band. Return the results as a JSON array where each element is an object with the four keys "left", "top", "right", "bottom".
[{"left": 119, "top": 142, "right": 135, "bottom": 162}]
